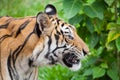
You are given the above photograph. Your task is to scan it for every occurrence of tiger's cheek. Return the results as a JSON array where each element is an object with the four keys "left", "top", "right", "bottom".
[{"left": 58, "top": 35, "right": 65, "bottom": 46}]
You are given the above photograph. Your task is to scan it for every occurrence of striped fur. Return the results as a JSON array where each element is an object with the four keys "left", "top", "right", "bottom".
[{"left": 0, "top": 4, "right": 89, "bottom": 80}]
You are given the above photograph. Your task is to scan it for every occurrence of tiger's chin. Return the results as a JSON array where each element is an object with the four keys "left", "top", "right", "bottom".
[{"left": 69, "top": 62, "right": 81, "bottom": 71}]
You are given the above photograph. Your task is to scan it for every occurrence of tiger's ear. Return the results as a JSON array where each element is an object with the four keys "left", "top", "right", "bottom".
[
  {"left": 45, "top": 4, "right": 57, "bottom": 16},
  {"left": 36, "top": 12, "right": 51, "bottom": 33}
]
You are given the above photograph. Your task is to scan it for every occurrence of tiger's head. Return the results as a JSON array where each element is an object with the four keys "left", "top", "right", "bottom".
[{"left": 31, "top": 4, "right": 89, "bottom": 71}]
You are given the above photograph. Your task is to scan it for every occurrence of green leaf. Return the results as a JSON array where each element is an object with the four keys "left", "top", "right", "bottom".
[
  {"left": 86, "top": 0, "right": 95, "bottom": 4},
  {"left": 96, "top": 46, "right": 104, "bottom": 56},
  {"left": 100, "top": 33, "right": 107, "bottom": 46},
  {"left": 83, "top": 68, "right": 92, "bottom": 76},
  {"left": 107, "top": 69, "right": 119, "bottom": 80},
  {"left": 107, "top": 23, "right": 120, "bottom": 30},
  {"left": 107, "top": 23, "right": 120, "bottom": 44},
  {"left": 106, "top": 41, "right": 116, "bottom": 51},
  {"left": 86, "top": 33, "right": 99, "bottom": 49},
  {"left": 104, "top": 0, "right": 114, "bottom": 6},
  {"left": 100, "top": 63, "right": 108, "bottom": 69},
  {"left": 86, "top": 17, "right": 94, "bottom": 33},
  {"left": 117, "top": 17, "right": 120, "bottom": 24},
  {"left": 83, "top": 1, "right": 106, "bottom": 20},
  {"left": 69, "top": 14, "right": 84, "bottom": 25},
  {"left": 77, "top": 26, "right": 89, "bottom": 40},
  {"left": 82, "top": 55, "right": 98, "bottom": 67},
  {"left": 63, "top": 0, "right": 83, "bottom": 18},
  {"left": 93, "top": 18, "right": 104, "bottom": 33},
  {"left": 115, "top": 37, "right": 120, "bottom": 51},
  {"left": 107, "top": 27, "right": 120, "bottom": 44},
  {"left": 71, "top": 75, "right": 86, "bottom": 80},
  {"left": 93, "top": 67, "right": 106, "bottom": 79},
  {"left": 83, "top": 5, "right": 97, "bottom": 18}
]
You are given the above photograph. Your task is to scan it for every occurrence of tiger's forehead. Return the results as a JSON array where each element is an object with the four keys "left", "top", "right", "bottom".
[{"left": 49, "top": 16, "right": 75, "bottom": 30}]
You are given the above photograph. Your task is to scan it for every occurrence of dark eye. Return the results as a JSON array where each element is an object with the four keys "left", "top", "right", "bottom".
[{"left": 68, "top": 35, "right": 74, "bottom": 40}]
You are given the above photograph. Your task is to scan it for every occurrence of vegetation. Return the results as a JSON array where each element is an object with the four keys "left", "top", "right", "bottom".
[{"left": 0, "top": 0, "right": 120, "bottom": 80}]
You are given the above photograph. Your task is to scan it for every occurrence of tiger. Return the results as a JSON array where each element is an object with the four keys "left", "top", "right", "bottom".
[{"left": 0, "top": 4, "right": 89, "bottom": 80}]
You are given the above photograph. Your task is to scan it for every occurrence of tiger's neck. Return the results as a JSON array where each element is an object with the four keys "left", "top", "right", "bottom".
[{"left": 29, "top": 36, "right": 52, "bottom": 66}]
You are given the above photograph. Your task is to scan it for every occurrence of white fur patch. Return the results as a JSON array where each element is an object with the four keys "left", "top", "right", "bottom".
[
  {"left": 70, "top": 62, "right": 81, "bottom": 71},
  {"left": 60, "top": 25, "right": 74, "bottom": 38},
  {"left": 45, "top": 7, "right": 53, "bottom": 13},
  {"left": 32, "top": 37, "right": 50, "bottom": 66}
]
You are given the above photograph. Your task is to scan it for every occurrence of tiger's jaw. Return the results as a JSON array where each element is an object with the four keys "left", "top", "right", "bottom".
[
  {"left": 62, "top": 53, "right": 81, "bottom": 71},
  {"left": 58, "top": 52, "right": 84, "bottom": 71}
]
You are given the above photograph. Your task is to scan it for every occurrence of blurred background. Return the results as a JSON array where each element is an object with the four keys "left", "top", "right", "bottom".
[{"left": 0, "top": 0, "right": 120, "bottom": 80}]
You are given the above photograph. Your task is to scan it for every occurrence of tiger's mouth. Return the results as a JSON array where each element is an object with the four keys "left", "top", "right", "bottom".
[{"left": 62, "top": 53, "right": 80, "bottom": 68}]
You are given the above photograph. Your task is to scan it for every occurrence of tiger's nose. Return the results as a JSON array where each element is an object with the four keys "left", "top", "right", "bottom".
[{"left": 83, "top": 47, "right": 89, "bottom": 56}]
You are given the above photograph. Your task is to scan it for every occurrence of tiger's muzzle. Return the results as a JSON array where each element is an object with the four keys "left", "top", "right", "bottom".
[
  {"left": 63, "top": 53, "right": 80, "bottom": 67},
  {"left": 61, "top": 49, "right": 88, "bottom": 71}
]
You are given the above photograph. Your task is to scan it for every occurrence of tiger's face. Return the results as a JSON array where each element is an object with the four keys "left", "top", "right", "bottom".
[{"left": 31, "top": 4, "right": 89, "bottom": 71}]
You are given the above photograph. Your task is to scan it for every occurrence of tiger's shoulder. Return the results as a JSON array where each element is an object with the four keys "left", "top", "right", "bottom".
[{"left": 0, "top": 16, "right": 37, "bottom": 38}]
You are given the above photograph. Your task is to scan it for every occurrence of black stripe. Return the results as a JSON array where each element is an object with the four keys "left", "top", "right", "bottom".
[
  {"left": 54, "top": 34, "right": 59, "bottom": 41},
  {"left": 45, "top": 36, "right": 52, "bottom": 58},
  {"left": 34, "top": 23, "right": 42, "bottom": 37},
  {"left": 52, "top": 45, "right": 66, "bottom": 53},
  {"left": 56, "top": 19, "right": 61, "bottom": 25},
  {"left": 55, "top": 26, "right": 61, "bottom": 35},
  {"left": 9, "top": 50, "right": 19, "bottom": 80},
  {"left": 64, "top": 47, "right": 69, "bottom": 51},
  {"left": 0, "top": 17, "right": 14, "bottom": 29},
  {"left": 69, "top": 25, "right": 73, "bottom": 28},
  {"left": 54, "top": 34, "right": 59, "bottom": 48},
  {"left": 49, "top": 56, "right": 57, "bottom": 64},
  {"left": 0, "top": 16, "right": 3, "bottom": 18},
  {"left": 60, "top": 30, "right": 63, "bottom": 35},
  {"left": 53, "top": 53, "right": 58, "bottom": 57},
  {"left": 5, "top": 17, "right": 14, "bottom": 22},
  {"left": 12, "top": 45, "right": 23, "bottom": 71},
  {"left": 7, "top": 50, "right": 15, "bottom": 80},
  {"left": 56, "top": 30, "right": 61, "bottom": 35},
  {"left": 0, "top": 33, "right": 13, "bottom": 43},
  {"left": 61, "top": 23, "right": 64, "bottom": 27},
  {"left": 48, "top": 36, "right": 52, "bottom": 48},
  {"left": 65, "top": 38, "right": 68, "bottom": 43},
  {"left": 0, "top": 17, "right": 15, "bottom": 28},
  {"left": 0, "top": 22, "right": 9, "bottom": 29},
  {"left": 28, "top": 71, "right": 33, "bottom": 80},
  {"left": 28, "top": 58, "right": 33, "bottom": 67},
  {"left": 51, "top": 18, "right": 54, "bottom": 22},
  {"left": 7, "top": 56, "right": 13, "bottom": 80},
  {"left": 15, "top": 20, "right": 30, "bottom": 37},
  {"left": 65, "top": 27, "right": 69, "bottom": 29}
]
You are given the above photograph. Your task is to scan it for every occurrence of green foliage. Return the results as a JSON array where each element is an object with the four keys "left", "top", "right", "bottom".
[
  {"left": 63, "top": 0, "right": 83, "bottom": 18},
  {"left": 107, "top": 69, "right": 119, "bottom": 80},
  {"left": 107, "top": 23, "right": 120, "bottom": 44},
  {"left": 0, "top": 0, "right": 120, "bottom": 80},
  {"left": 38, "top": 65, "right": 76, "bottom": 80},
  {"left": 116, "top": 37, "right": 120, "bottom": 51},
  {"left": 83, "top": 1, "right": 105, "bottom": 20},
  {"left": 92, "top": 67, "right": 105, "bottom": 79}
]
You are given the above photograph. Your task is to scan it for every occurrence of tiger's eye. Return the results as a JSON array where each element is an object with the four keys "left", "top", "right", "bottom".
[{"left": 68, "top": 35, "right": 74, "bottom": 40}]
